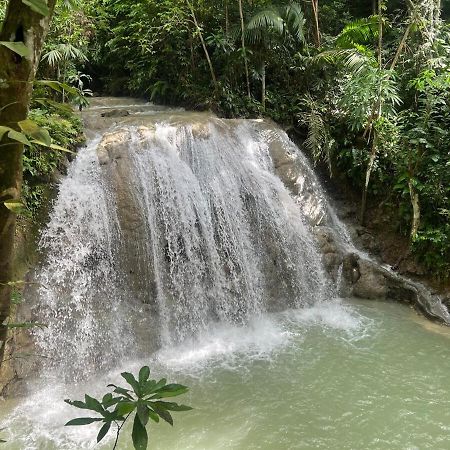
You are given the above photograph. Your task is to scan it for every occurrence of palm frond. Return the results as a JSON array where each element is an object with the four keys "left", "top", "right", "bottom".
[
  {"left": 42, "top": 49, "right": 63, "bottom": 66},
  {"left": 336, "top": 16, "right": 380, "bottom": 49},
  {"left": 58, "top": 43, "right": 88, "bottom": 62},
  {"left": 247, "top": 9, "right": 284, "bottom": 36},
  {"left": 312, "top": 48, "right": 375, "bottom": 75},
  {"left": 283, "top": 2, "right": 305, "bottom": 43}
]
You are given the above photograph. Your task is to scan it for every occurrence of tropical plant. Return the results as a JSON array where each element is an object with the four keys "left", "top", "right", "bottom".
[
  {"left": 65, "top": 366, "right": 192, "bottom": 450},
  {"left": 246, "top": 1, "right": 306, "bottom": 109}
]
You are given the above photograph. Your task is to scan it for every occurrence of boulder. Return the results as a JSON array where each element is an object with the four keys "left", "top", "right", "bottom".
[{"left": 101, "top": 109, "right": 130, "bottom": 118}]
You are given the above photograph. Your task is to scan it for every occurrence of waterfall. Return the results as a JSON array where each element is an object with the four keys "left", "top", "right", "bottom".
[{"left": 27, "top": 101, "right": 333, "bottom": 381}]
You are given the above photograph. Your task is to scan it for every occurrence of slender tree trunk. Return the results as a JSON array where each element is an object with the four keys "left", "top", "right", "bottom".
[
  {"left": 225, "top": 0, "right": 229, "bottom": 36},
  {"left": 377, "top": 0, "right": 383, "bottom": 68},
  {"left": 187, "top": 0, "right": 219, "bottom": 96},
  {"left": 360, "top": 135, "right": 377, "bottom": 224},
  {"left": 0, "top": 0, "right": 57, "bottom": 369},
  {"left": 361, "top": 0, "right": 383, "bottom": 224},
  {"left": 390, "top": 22, "right": 412, "bottom": 70},
  {"left": 261, "top": 61, "right": 266, "bottom": 111},
  {"left": 238, "top": 0, "right": 251, "bottom": 98},
  {"left": 311, "top": 0, "right": 321, "bottom": 48},
  {"left": 408, "top": 179, "right": 420, "bottom": 238}
]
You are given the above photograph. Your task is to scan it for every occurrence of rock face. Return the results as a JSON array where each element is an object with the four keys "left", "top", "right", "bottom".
[
  {"left": 265, "top": 126, "right": 450, "bottom": 325},
  {"left": 98, "top": 127, "right": 158, "bottom": 308}
]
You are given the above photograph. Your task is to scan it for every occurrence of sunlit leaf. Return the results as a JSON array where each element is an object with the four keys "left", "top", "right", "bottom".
[
  {"left": 18, "top": 119, "right": 52, "bottom": 146},
  {"left": 3, "top": 200, "right": 26, "bottom": 214},
  {"left": 22, "top": 0, "right": 50, "bottom": 16},
  {"left": 0, "top": 41, "right": 30, "bottom": 57},
  {"left": 7, "top": 130, "right": 31, "bottom": 146}
]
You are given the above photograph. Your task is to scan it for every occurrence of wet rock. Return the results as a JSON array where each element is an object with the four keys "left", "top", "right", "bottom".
[
  {"left": 101, "top": 109, "right": 130, "bottom": 118},
  {"left": 352, "top": 259, "right": 388, "bottom": 299},
  {"left": 342, "top": 253, "right": 360, "bottom": 284},
  {"left": 313, "top": 227, "right": 337, "bottom": 253}
]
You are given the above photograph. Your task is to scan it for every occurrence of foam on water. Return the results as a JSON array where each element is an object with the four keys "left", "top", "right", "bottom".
[{"left": 2, "top": 300, "right": 369, "bottom": 449}]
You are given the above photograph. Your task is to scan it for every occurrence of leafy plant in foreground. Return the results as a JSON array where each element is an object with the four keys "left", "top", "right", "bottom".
[{"left": 65, "top": 366, "right": 192, "bottom": 450}]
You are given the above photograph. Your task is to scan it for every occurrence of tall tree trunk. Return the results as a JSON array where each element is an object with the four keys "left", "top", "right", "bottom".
[
  {"left": 360, "top": 135, "right": 377, "bottom": 225},
  {"left": 311, "top": 0, "right": 321, "bottom": 47},
  {"left": 187, "top": 0, "right": 219, "bottom": 96},
  {"left": 225, "top": 0, "right": 229, "bottom": 36},
  {"left": 238, "top": 0, "right": 251, "bottom": 98},
  {"left": 0, "top": 0, "right": 57, "bottom": 369},
  {"left": 408, "top": 179, "right": 420, "bottom": 238},
  {"left": 261, "top": 61, "right": 266, "bottom": 111},
  {"left": 361, "top": 0, "right": 383, "bottom": 224},
  {"left": 377, "top": 0, "right": 383, "bottom": 68},
  {"left": 390, "top": 22, "right": 412, "bottom": 70}
]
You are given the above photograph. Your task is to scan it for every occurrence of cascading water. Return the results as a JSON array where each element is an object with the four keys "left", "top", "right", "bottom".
[
  {"left": 4, "top": 99, "right": 450, "bottom": 450},
  {"left": 29, "top": 103, "right": 330, "bottom": 380}
]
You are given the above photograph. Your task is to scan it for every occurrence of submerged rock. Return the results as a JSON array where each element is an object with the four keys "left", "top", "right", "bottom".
[{"left": 101, "top": 109, "right": 130, "bottom": 118}]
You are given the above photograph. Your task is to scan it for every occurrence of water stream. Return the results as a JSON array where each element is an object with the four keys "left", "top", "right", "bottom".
[{"left": 2, "top": 99, "right": 450, "bottom": 449}]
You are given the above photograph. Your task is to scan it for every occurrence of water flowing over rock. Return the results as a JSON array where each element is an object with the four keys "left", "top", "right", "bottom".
[
  {"left": 19, "top": 98, "right": 449, "bottom": 386},
  {"left": 26, "top": 101, "right": 334, "bottom": 381}
]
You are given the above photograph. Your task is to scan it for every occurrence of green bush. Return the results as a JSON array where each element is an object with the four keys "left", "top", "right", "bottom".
[{"left": 22, "top": 108, "right": 83, "bottom": 216}]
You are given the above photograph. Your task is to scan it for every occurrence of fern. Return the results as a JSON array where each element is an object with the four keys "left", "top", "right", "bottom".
[
  {"left": 300, "top": 95, "right": 334, "bottom": 174},
  {"left": 336, "top": 16, "right": 381, "bottom": 49}
]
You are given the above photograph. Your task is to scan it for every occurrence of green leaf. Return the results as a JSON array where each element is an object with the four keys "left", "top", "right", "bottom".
[
  {"left": 139, "top": 366, "right": 150, "bottom": 384},
  {"left": 7, "top": 130, "right": 31, "bottom": 146},
  {"left": 18, "top": 119, "right": 51, "bottom": 146},
  {"left": 109, "top": 385, "right": 133, "bottom": 399},
  {"left": 0, "top": 41, "right": 30, "bottom": 57},
  {"left": 152, "top": 384, "right": 189, "bottom": 398},
  {"left": 3, "top": 200, "right": 26, "bottom": 214},
  {"left": 152, "top": 401, "right": 192, "bottom": 412},
  {"left": 35, "top": 80, "right": 63, "bottom": 93},
  {"left": 102, "top": 393, "right": 113, "bottom": 405},
  {"left": 116, "top": 401, "right": 136, "bottom": 417},
  {"left": 137, "top": 402, "right": 149, "bottom": 427},
  {"left": 132, "top": 414, "right": 148, "bottom": 450},
  {"left": 65, "top": 417, "right": 103, "bottom": 426},
  {"left": 121, "top": 372, "right": 140, "bottom": 394},
  {"left": 145, "top": 378, "right": 166, "bottom": 395},
  {"left": 49, "top": 143, "right": 75, "bottom": 153},
  {"left": 148, "top": 409, "right": 160, "bottom": 423},
  {"left": 97, "top": 422, "right": 111, "bottom": 443},
  {"left": 34, "top": 98, "right": 73, "bottom": 113},
  {"left": 0, "top": 126, "right": 13, "bottom": 140},
  {"left": 65, "top": 399, "right": 89, "bottom": 410},
  {"left": 22, "top": 0, "right": 50, "bottom": 16},
  {"left": 84, "top": 394, "right": 104, "bottom": 414},
  {"left": 152, "top": 404, "right": 173, "bottom": 426}
]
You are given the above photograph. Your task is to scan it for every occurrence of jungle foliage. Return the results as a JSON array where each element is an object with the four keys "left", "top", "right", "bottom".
[
  {"left": 76, "top": 0, "right": 449, "bottom": 278},
  {"left": 1, "top": 0, "right": 449, "bottom": 278}
]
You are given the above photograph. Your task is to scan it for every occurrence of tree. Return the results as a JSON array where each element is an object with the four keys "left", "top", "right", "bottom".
[
  {"left": 247, "top": 2, "right": 305, "bottom": 110},
  {"left": 311, "top": 0, "right": 320, "bottom": 47},
  {"left": 186, "top": 0, "right": 219, "bottom": 95},
  {"left": 0, "top": 0, "right": 57, "bottom": 369},
  {"left": 238, "top": 0, "right": 251, "bottom": 98}
]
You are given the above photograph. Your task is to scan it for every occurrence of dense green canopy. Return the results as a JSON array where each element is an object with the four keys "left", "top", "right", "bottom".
[{"left": 1, "top": 0, "right": 449, "bottom": 278}]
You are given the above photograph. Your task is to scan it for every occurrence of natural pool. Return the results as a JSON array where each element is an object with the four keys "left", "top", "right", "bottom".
[{"left": 2, "top": 298, "right": 450, "bottom": 449}]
